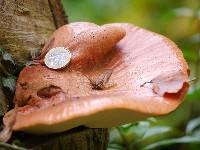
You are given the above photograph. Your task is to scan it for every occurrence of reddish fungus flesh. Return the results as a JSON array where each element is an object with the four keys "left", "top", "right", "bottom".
[{"left": 2, "top": 22, "right": 189, "bottom": 134}]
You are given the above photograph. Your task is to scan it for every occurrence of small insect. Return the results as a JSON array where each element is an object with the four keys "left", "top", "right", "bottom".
[
  {"left": 86, "top": 69, "right": 114, "bottom": 90},
  {"left": 44, "top": 47, "right": 72, "bottom": 70}
]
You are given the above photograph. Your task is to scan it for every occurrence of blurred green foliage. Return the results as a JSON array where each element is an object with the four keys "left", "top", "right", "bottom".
[{"left": 62, "top": 0, "right": 200, "bottom": 149}]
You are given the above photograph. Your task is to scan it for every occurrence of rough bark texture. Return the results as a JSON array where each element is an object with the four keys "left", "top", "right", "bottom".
[
  {"left": 14, "top": 127, "right": 108, "bottom": 150},
  {"left": 0, "top": 0, "right": 108, "bottom": 149},
  {"left": 0, "top": 0, "right": 68, "bottom": 63},
  {"left": 33, "top": 128, "right": 108, "bottom": 150}
]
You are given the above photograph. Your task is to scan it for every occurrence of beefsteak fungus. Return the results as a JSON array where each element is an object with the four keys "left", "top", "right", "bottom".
[{"left": 3, "top": 22, "right": 189, "bottom": 134}]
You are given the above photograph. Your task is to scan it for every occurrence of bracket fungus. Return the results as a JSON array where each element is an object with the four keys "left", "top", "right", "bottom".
[{"left": 3, "top": 22, "right": 189, "bottom": 134}]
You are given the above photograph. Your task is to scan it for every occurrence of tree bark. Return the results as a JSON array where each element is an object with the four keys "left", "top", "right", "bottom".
[
  {"left": 0, "top": 0, "right": 108, "bottom": 149},
  {"left": 14, "top": 127, "right": 108, "bottom": 150},
  {"left": 0, "top": 0, "right": 67, "bottom": 63}
]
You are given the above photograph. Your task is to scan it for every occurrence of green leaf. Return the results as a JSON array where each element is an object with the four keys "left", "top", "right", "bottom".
[
  {"left": 109, "top": 128, "right": 123, "bottom": 144},
  {"left": 2, "top": 52, "right": 14, "bottom": 64},
  {"left": 121, "top": 121, "right": 150, "bottom": 133},
  {"left": 0, "top": 47, "right": 5, "bottom": 55},
  {"left": 2, "top": 75, "right": 17, "bottom": 93},
  {"left": 120, "top": 123, "right": 134, "bottom": 131},
  {"left": 143, "top": 136, "right": 200, "bottom": 150},
  {"left": 0, "top": 47, "right": 16, "bottom": 75},
  {"left": 186, "top": 117, "right": 200, "bottom": 135},
  {"left": 12, "top": 139, "right": 26, "bottom": 148},
  {"left": 109, "top": 121, "right": 151, "bottom": 150},
  {"left": 142, "top": 126, "right": 172, "bottom": 140},
  {"left": 125, "top": 121, "right": 150, "bottom": 144},
  {"left": 192, "top": 129, "right": 200, "bottom": 138},
  {"left": 107, "top": 143, "right": 125, "bottom": 150},
  {"left": 147, "top": 117, "right": 157, "bottom": 123},
  {"left": 0, "top": 142, "right": 27, "bottom": 150}
]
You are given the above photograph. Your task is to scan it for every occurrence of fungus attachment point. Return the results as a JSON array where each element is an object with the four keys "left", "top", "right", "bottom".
[{"left": 44, "top": 47, "right": 71, "bottom": 70}]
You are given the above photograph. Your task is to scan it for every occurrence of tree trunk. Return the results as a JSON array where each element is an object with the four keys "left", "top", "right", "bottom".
[
  {"left": 14, "top": 127, "right": 108, "bottom": 150},
  {"left": 0, "top": 0, "right": 108, "bottom": 149},
  {"left": 0, "top": 0, "right": 67, "bottom": 63}
]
